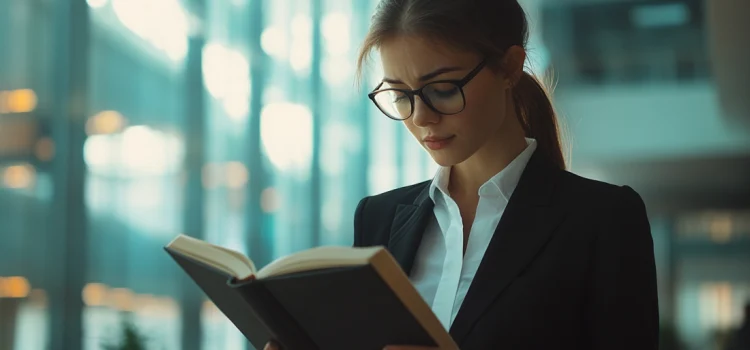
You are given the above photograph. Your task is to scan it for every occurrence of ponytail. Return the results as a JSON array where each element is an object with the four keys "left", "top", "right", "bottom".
[{"left": 512, "top": 71, "right": 567, "bottom": 170}]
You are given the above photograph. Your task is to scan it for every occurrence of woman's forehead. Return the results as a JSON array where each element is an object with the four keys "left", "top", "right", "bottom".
[
  {"left": 379, "top": 36, "right": 478, "bottom": 75},
  {"left": 381, "top": 36, "right": 474, "bottom": 59}
]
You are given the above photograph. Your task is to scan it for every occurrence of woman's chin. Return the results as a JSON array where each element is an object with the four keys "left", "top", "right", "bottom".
[{"left": 427, "top": 150, "right": 469, "bottom": 168}]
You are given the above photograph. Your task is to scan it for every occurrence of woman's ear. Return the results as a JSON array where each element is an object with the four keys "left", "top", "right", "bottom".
[{"left": 502, "top": 45, "right": 527, "bottom": 87}]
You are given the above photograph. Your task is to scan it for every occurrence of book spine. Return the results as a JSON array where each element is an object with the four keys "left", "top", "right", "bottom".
[{"left": 233, "top": 281, "right": 319, "bottom": 350}]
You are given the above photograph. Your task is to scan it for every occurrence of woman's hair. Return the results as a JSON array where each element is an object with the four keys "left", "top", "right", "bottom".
[{"left": 357, "top": 0, "right": 567, "bottom": 170}]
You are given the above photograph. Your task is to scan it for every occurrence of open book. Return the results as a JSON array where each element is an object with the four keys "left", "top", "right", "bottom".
[{"left": 165, "top": 234, "right": 457, "bottom": 350}]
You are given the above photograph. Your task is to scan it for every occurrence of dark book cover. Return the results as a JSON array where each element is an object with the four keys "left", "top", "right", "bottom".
[{"left": 166, "top": 248, "right": 440, "bottom": 350}]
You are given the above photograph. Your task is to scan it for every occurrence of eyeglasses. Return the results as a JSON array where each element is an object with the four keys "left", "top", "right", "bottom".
[{"left": 368, "top": 60, "right": 487, "bottom": 121}]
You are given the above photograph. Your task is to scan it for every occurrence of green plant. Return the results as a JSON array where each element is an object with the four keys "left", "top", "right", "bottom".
[
  {"left": 102, "top": 316, "right": 149, "bottom": 350},
  {"left": 659, "top": 321, "right": 685, "bottom": 350}
]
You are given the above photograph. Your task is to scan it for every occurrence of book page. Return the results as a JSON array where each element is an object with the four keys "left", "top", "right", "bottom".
[
  {"left": 256, "top": 246, "right": 383, "bottom": 279},
  {"left": 166, "top": 235, "right": 257, "bottom": 279}
]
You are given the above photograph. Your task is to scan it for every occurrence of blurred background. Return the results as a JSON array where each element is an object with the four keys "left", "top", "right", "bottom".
[{"left": 1, "top": 0, "right": 749, "bottom": 349}]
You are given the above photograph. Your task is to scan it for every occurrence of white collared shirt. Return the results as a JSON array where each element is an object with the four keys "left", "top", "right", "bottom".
[{"left": 410, "top": 138, "right": 538, "bottom": 329}]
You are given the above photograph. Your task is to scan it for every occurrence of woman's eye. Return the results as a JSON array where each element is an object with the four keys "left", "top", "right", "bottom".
[
  {"left": 392, "top": 92, "right": 408, "bottom": 103},
  {"left": 427, "top": 84, "right": 460, "bottom": 98},
  {"left": 436, "top": 88, "right": 458, "bottom": 96}
]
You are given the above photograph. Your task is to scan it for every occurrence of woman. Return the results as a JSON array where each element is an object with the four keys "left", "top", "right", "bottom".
[{"left": 269, "top": 0, "right": 659, "bottom": 349}]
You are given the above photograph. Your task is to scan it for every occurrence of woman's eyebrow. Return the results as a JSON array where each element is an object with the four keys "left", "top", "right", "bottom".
[{"left": 382, "top": 66, "right": 463, "bottom": 85}]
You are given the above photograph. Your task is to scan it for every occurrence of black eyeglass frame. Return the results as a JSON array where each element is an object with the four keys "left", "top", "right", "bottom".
[{"left": 368, "top": 59, "right": 488, "bottom": 121}]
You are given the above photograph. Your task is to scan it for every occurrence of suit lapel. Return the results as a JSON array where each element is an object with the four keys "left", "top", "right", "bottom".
[
  {"left": 387, "top": 183, "right": 434, "bottom": 276},
  {"left": 449, "top": 153, "right": 566, "bottom": 344}
]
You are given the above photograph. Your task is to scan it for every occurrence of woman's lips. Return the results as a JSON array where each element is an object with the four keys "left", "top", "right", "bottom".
[{"left": 423, "top": 135, "right": 455, "bottom": 150}]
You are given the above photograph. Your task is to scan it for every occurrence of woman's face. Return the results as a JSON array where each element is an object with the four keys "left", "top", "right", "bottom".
[{"left": 378, "top": 35, "right": 519, "bottom": 167}]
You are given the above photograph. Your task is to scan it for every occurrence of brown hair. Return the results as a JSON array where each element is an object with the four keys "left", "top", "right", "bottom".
[{"left": 356, "top": 0, "right": 566, "bottom": 170}]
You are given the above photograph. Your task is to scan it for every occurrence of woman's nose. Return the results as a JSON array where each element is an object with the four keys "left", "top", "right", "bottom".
[{"left": 410, "top": 97, "right": 440, "bottom": 127}]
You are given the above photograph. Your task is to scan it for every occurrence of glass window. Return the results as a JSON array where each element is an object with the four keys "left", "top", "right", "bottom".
[{"left": 6, "top": 1, "right": 747, "bottom": 349}]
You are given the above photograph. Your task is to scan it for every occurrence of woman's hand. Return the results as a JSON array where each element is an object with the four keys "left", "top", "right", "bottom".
[{"left": 263, "top": 341, "right": 439, "bottom": 350}]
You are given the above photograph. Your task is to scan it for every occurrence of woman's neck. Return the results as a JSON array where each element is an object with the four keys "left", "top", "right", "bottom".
[{"left": 448, "top": 131, "right": 528, "bottom": 200}]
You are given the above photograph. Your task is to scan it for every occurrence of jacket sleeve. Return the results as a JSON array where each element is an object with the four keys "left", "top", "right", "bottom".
[
  {"left": 353, "top": 196, "right": 369, "bottom": 247},
  {"left": 585, "top": 186, "right": 660, "bottom": 349}
]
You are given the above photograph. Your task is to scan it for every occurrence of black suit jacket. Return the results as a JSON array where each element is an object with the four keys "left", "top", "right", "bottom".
[{"left": 353, "top": 152, "right": 659, "bottom": 350}]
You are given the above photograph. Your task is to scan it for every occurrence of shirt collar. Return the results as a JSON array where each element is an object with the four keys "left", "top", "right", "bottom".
[{"left": 429, "top": 138, "right": 538, "bottom": 203}]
